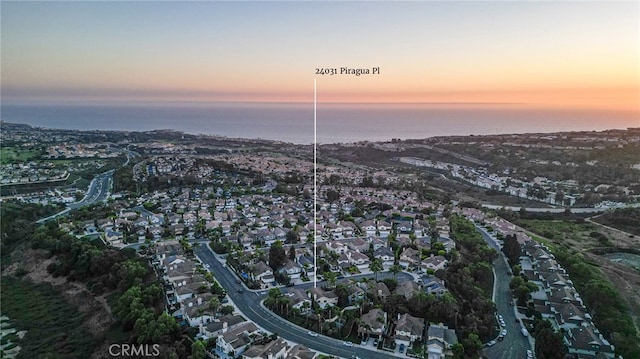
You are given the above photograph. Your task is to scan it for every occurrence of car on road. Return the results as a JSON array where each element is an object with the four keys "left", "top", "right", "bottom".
[
  {"left": 237, "top": 289, "right": 243, "bottom": 294},
  {"left": 342, "top": 341, "right": 353, "bottom": 347},
  {"left": 236, "top": 279, "right": 241, "bottom": 284},
  {"left": 307, "top": 331, "right": 318, "bottom": 337}
]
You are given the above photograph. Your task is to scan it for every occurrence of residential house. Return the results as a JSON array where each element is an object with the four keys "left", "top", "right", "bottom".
[
  {"left": 361, "top": 220, "right": 377, "bottom": 236},
  {"left": 307, "top": 287, "right": 338, "bottom": 309},
  {"left": 377, "top": 220, "right": 392, "bottom": 237},
  {"left": 359, "top": 309, "right": 387, "bottom": 339},
  {"left": 242, "top": 338, "right": 289, "bottom": 359},
  {"left": 288, "top": 289, "right": 312, "bottom": 314},
  {"left": 252, "top": 261, "right": 275, "bottom": 287},
  {"left": 344, "top": 283, "right": 367, "bottom": 305},
  {"left": 286, "top": 345, "right": 317, "bottom": 359},
  {"left": 366, "top": 281, "right": 391, "bottom": 301},
  {"left": 426, "top": 323, "right": 458, "bottom": 359},
  {"left": 347, "top": 250, "right": 371, "bottom": 270},
  {"left": 279, "top": 260, "right": 303, "bottom": 279},
  {"left": 565, "top": 326, "right": 615, "bottom": 359},
  {"left": 348, "top": 238, "right": 370, "bottom": 253},
  {"left": 395, "top": 280, "right": 420, "bottom": 300},
  {"left": 216, "top": 321, "right": 260, "bottom": 356},
  {"left": 200, "top": 315, "right": 245, "bottom": 339},
  {"left": 395, "top": 313, "right": 425, "bottom": 349},
  {"left": 421, "top": 255, "right": 447, "bottom": 272},
  {"left": 399, "top": 247, "right": 420, "bottom": 269},
  {"left": 104, "top": 229, "right": 124, "bottom": 245},
  {"left": 374, "top": 246, "right": 395, "bottom": 266},
  {"left": 182, "top": 293, "right": 215, "bottom": 327},
  {"left": 421, "top": 276, "right": 448, "bottom": 296}
]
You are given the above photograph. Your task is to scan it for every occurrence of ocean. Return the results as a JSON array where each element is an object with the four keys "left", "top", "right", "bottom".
[{"left": 1, "top": 102, "right": 638, "bottom": 144}]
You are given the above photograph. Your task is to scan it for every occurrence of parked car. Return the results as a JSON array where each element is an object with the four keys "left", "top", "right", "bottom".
[
  {"left": 526, "top": 349, "right": 533, "bottom": 358},
  {"left": 342, "top": 341, "right": 353, "bottom": 347}
]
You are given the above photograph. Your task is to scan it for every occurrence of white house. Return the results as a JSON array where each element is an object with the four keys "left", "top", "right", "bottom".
[{"left": 216, "top": 322, "right": 260, "bottom": 356}]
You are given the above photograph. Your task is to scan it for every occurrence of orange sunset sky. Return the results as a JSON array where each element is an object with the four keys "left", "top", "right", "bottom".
[{"left": 1, "top": 1, "right": 639, "bottom": 113}]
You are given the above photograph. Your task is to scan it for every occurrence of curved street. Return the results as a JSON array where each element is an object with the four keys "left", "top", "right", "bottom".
[
  {"left": 476, "top": 225, "right": 533, "bottom": 359},
  {"left": 195, "top": 243, "right": 413, "bottom": 359},
  {"left": 37, "top": 170, "right": 114, "bottom": 223}
]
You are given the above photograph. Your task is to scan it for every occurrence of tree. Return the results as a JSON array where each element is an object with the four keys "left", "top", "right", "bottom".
[
  {"left": 502, "top": 234, "right": 521, "bottom": 267},
  {"left": 286, "top": 230, "right": 300, "bottom": 244},
  {"left": 209, "top": 297, "right": 220, "bottom": 313},
  {"left": 220, "top": 305, "right": 234, "bottom": 315},
  {"left": 389, "top": 264, "right": 402, "bottom": 280},
  {"left": 189, "top": 340, "right": 207, "bottom": 359},
  {"left": 532, "top": 319, "right": 567, "bottom": 359},
  {"left": 461, "top": 332, "right": 482, "bottom": 357},
  {"left": 510, "top": 277, "right": 538, "bottom": 306},
  {"left": 323, "top": 271, "right": 337, "bottom": 289},
  {"left": 451, "top": 343, "right": 465, "bottom": 359},
  {"left": 268, "top": 240, "right": 287, "bottom": 271},
  {"left": 289, "top": 245, "right": 296, "bottom": 260},
  {"left": 326, "top": 189, "right": 340, "bottom": 203},
  {"left": 369, "top": 258, "right": 383, "bottom": 281}
]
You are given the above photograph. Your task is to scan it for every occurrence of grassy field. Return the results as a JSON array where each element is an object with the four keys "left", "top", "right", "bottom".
[
  {"left": 0, "top": 276, "right": 96, "bottom": 358},
  {"left": 0, "top": 147, "right": 42, "bottom": 164},
  {"left": 518, "top": 219, "right": 601, "bottom": 249}
]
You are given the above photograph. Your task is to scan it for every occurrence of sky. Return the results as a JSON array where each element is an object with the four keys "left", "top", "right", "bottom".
[{"left": 2, "top": 1, "right": 639, "bottom": 112}]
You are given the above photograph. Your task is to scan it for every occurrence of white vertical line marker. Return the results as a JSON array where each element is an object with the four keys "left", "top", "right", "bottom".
[{"left": 314, "top": 78, "right": 317, "bottom": 288}]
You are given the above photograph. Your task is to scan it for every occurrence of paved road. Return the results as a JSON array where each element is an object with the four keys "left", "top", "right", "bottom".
[
  {"left": 195, "top": 243, "right": 410, "bottom": 359},
  {"left": 476, "top": 225, "right": 532, "bottom": 359},
  {"left": 481, "top": 203, "right": 640, "bottom": 214},
  {"left": 69, "top": 170, "right": 113, "bottom": 209},
  {"left": 37, "top": 170, "right": 114, "bottom": 223}
]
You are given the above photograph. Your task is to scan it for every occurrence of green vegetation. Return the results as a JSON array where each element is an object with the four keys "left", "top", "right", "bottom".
[
  {"left": 500, "top": 210, "right": 640, "bottom": 358},
  {"left": 0, "top": 202, "right": 60, "bottom": 268},
  {"left": 531, "top": 318, "right": 567, "bottom": 359},
  {"left": 0, "top": 146, "right": 43, "bottom": 164},
  {"left": 593, "top": 208, "right": 640, "bottom": 236},
  {"left": 446, "top": 214, "right": 498, "bottom": 357},
  {"left": 552, "top": 248, "right": 639, "bottom": 358},
  {"left": 0, "top": 276, "right": 96, "bottom": 358},
  {"left": 1, "top": 201, "right": 187, "bottom": 357},
  {"left": 517, "top": 219, "right": 599, "bottom": 248}
]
